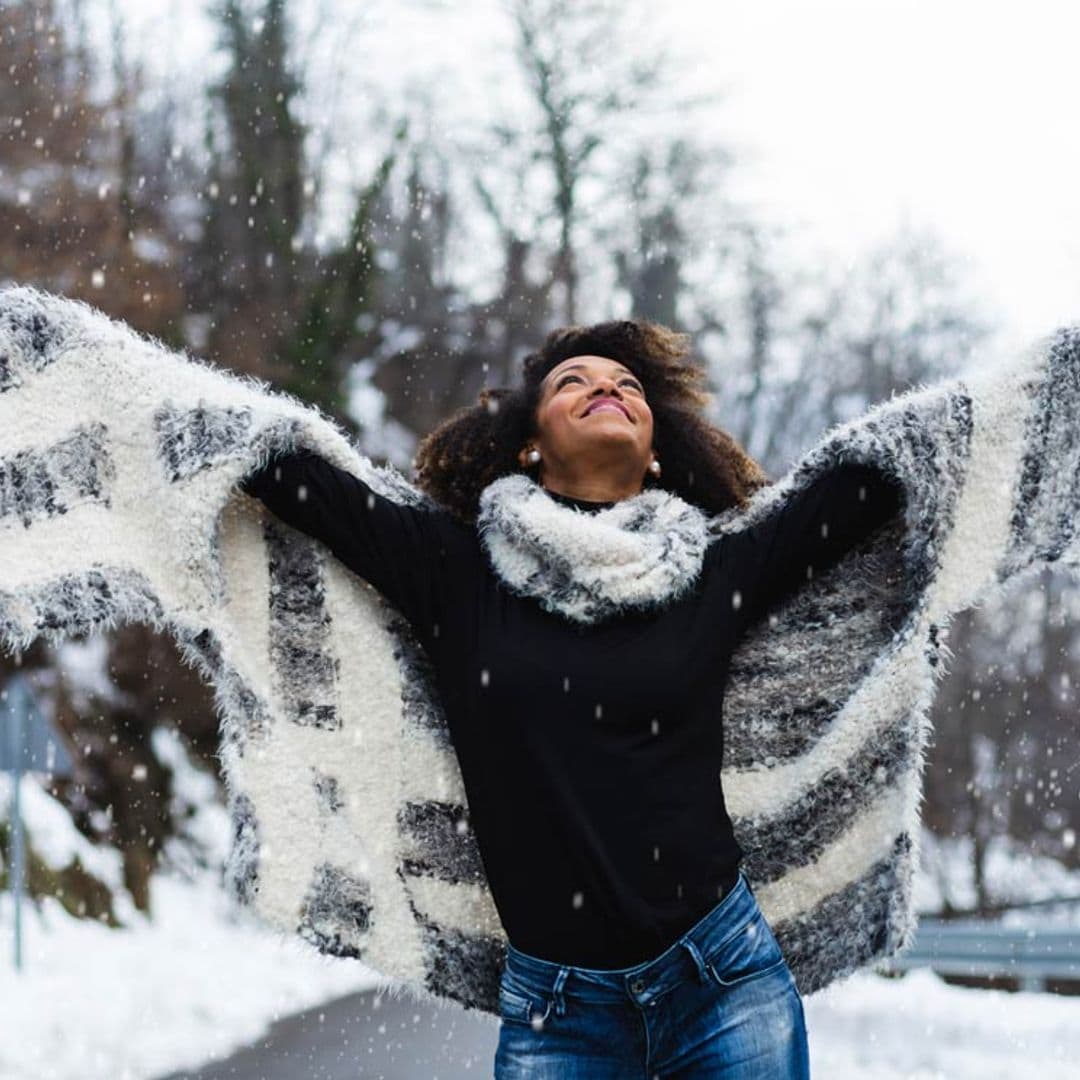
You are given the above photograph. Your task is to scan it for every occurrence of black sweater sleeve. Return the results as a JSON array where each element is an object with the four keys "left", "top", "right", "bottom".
[
  {"left": 724, "top": 462, "right": 905, "bottom": 642},
  {"left": 241, "top": 449, "right": 456, "bottom": 644}
]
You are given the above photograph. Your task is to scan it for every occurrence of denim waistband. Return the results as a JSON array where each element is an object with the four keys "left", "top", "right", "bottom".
[{"left": 503, "top": 869, "right": 759, "bottom": 1009}]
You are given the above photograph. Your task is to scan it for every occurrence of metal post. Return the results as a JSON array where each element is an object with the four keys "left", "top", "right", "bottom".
[{"left": 3, "top": 680, "right": 26, "bottom": 972}]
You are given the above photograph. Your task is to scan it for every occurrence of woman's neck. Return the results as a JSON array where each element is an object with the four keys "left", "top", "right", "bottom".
[{"left": 544, "top": 487, "right": 618, "bottom": 512}]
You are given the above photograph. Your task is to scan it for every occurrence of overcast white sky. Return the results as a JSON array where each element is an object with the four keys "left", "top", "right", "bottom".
[
  {"left": 121, "top": 0, "right": 1080, "bottom": 354},
  {"left": 652, "top": 0, "right": 1080, "bottom": 353}
]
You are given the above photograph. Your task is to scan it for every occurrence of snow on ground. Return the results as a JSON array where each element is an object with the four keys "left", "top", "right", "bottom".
[
  {"left": 0, "top": 872, "right": 380, "bottom": 1080},
  {"left": 806, "top": 968, "right": 1080, "bottom": 1079}
]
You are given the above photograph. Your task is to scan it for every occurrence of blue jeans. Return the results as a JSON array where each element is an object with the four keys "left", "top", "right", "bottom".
[{"left": 494, "top": 871, "right": 810, "bottom": 1078}]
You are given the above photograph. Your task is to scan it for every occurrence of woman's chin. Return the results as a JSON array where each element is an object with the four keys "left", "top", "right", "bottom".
[
  {"left": 576, "top": 430, "right": 641, "bottom": 453},
  {"left": 577, "top": 414, "right": 637, "bottom": 437}
]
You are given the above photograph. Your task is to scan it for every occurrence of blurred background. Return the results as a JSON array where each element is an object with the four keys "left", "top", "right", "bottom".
[{"left": 3, "top": 1, "right": 1080, "bottom": 1077}]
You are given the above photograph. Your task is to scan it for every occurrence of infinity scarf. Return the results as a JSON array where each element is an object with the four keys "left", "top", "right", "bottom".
[{"left": 477, "top": 472, "right": 710, "bottom": 623}]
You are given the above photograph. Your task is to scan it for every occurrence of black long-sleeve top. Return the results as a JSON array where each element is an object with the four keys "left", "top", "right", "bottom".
[{"left": 242, "top": 452, "right": 903, "bottom": 968}]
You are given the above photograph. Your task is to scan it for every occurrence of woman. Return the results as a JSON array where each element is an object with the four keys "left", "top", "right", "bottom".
[{"left": 242, "top": 319, "right": 902, "bottom": 1078}]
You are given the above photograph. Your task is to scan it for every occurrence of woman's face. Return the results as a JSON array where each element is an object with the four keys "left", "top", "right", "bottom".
[{"left": 520, "top": 354, "right": 655, "bottom": 478}]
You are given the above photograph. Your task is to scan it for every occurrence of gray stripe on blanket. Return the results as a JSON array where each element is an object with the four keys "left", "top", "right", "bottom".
[
  {"left": 31, "top": 566, "right": 163, "bottom": 637},
  {"left": 772, "top": 831, "right": 913, "bottom": 996},
  {"left": 224, "top": 790, "right": 260, "bottom": 907},
  {"left": 384, "top": 610, "right": 453, "bottom": 750},
  {"left": 1002, "top": 326, "right": 1080, "bottom": 576},
  {"left": 891, "top": 389, "right": 975, "bottom": 599},
  {"left": 736, "top": 719, "right": 915, "bottom": 884},
  {"left": 724, "top": 524, "right": 910, "bottom": 767},
  {"left": 0, "top": 590, "right": 19, "bottom": 644},
  {"left": 312, "top": 768, "right": 346, "bottom": 814},
  {"left": 410, "top": 904, "right": 506, "bottom": 1014},
  {"left": 297, "top": 862, "right": 373, "bottom": 959},
  {"left": 0, "top": 424, "right": 114, "bottom": 527},
  {"left": 820, "top": 390, "right": 972, "bottom": 613},
  {"left": 265, "top": 519, "right": 339, "bottom": 729},
  {"left": 398, "top": 800, "right": 487, "bottom": 885},
  {"left": 0, "top": 305, "right": 64, "bottom": 392},
  {"left": 155, "top": 404, "right": 253, "bottom": 482},
  {"left": 180, "top": 626, "right": 272, "bottom": 754}
]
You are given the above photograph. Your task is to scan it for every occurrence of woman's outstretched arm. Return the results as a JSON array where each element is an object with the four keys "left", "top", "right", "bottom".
[
  {"left": 724, "top": 461, "right": 905, "bottom": 641},
  {"left": 242, "top": 449, "right": 466, "bottom": 645}
]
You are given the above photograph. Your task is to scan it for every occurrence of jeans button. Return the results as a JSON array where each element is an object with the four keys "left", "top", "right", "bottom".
[{"left": 631, "top": 979, "right": 645, "bottom": 994}]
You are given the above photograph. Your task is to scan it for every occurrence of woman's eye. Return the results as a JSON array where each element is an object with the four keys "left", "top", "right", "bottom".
[{"left": 555, "top": 373, "right": 642, "bottom": 391}]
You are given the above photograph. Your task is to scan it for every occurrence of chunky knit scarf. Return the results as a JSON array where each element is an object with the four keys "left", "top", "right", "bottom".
[
  {"left": 2, "top": 284, "right": 1078, "bottom": 1018},
  {"left": 477, "top": 472, "right": 710, "bottom": 623}
]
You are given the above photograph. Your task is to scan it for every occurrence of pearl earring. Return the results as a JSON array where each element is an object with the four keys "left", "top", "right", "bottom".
[
  {"left": 526, "top": 448, "right": 541, "bottom": 465},
  {"left": 648, "top": 458, "right": 661, "bottom": 476}
]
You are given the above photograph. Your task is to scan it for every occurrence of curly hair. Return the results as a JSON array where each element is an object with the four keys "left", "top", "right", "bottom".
[{"left": 412, "top": 318, "right": 770, "bottom": 522}]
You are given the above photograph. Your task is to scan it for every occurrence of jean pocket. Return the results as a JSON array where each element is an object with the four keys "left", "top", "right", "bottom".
[
  {"left": 498, "top": 974, "right": 554, "bottom": 1028},
  {"left": 704, "top": 910, "right": 788, "bottom": 989}
]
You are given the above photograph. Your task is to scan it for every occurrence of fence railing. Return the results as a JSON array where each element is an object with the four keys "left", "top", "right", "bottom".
[{"left": 881, "top": 919, "right": 1080, "bottom": 992}]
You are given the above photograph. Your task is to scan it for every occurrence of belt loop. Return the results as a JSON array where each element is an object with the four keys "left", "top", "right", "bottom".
[
  {"left": 679, "top": 936, "right": 710, "bottom": 984},
  {"left": 552, "top": 966, "right": 570, "bottom": 1017}
]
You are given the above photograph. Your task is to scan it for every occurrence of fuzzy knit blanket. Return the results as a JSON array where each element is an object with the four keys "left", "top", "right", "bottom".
[{"left": 1, "top": 284, "right": 1078, "bottom": 1018}]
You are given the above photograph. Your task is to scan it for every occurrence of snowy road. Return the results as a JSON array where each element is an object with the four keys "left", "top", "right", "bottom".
[{"left": 153, "top": 987, "right": 498, "bottom": 1080}]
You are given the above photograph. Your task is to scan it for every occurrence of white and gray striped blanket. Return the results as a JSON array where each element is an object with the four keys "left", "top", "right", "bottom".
[{"left": 1, "top": 283, "right": 1077, "bottom": 1016}]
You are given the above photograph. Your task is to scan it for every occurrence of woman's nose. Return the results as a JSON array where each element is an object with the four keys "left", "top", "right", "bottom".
[{"left": 590, "top": 376, "right": 622, "bottom": 396}]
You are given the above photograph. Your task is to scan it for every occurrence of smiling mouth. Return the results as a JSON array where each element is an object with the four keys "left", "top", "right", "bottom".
[{"left": 583, "top": 399, "right": 631, "bottom": 420}]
